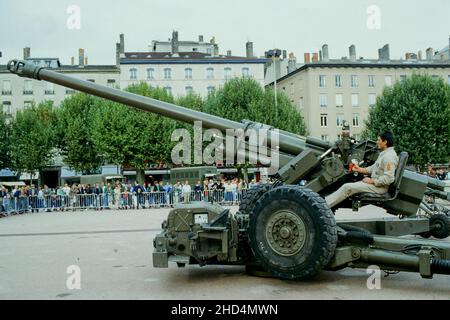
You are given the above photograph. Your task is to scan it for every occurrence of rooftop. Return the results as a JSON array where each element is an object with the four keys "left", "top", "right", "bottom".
[
  {"left": 268, "top": 59, "right": 450, "bottom": 85},
  {"left": 120, "top": 51, "right": 269, "bottom": 64}
]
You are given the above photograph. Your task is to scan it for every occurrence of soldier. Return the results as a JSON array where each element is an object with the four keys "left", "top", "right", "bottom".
[{"left": 325, "top": 131, "right": 399, "bottom": 209}]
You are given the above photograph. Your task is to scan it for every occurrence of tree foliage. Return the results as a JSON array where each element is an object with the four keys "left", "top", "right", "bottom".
[
  {"left": 90, "top": 83, "right": 178, "bottom": 181},
  {"left": 0, "top": 112, "right": 11, "bottom": 169},
  {"left": 56, "top": 93, "right": 103, "bottom": 174},
  {"left": 9, "top": 102, "right": 57, "bottom": 175},
  {"left": 205, "top": 77, "right": 307, "bottom": 135},
  {"left": 363, "top": 74, "right": 450, "bottom": 167}
]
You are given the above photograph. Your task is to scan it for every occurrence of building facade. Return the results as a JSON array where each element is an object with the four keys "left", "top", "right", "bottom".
[
  {"left": 0, "top": 49, "right": 119, "bottom": 118},
  {"left": 270, "top": 43, "right": 450, "bottom": 142},
  {"left": 117, "top": 32, "right": 268, "bottom": 97}
]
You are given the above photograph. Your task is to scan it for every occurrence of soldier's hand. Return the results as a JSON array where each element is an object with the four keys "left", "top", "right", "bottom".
[
  {"left": 362, "top": 177, "right": 374, "bottom": 184},
  {"left": 352, "top": 164, "right": 361, "bottom": 173}
]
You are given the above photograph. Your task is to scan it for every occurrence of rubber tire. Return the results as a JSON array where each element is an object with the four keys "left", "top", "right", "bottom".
[
  {"left": 429, "top": 214, "right": 450, "bottom": 239},
  {"left": 248, "top": 185, "right": 338, "bottom": 280},
  {"left": 239, "top": 184, "right": 272, "bottom": 216}
]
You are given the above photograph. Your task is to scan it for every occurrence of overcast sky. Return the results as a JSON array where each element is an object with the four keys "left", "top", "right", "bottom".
[{"left": 1, "top": 0, "right": 449, "bottom": 65}]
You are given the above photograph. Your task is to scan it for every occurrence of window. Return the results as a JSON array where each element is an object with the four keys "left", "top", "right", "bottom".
[
  {"left": 351, "top": 94, "right": 359, "bottom": 107},
  {"left": 185, "top": 68, "right": 192, "bottom": 79},
  {"left": 24, "top": 101, "right": 33, "bottom": 109},
  {"left": 384, "top": 75, "right": 392, "bottom": 86},
  {"left": 321, "top": 135, "right": 329, "bottom": 142},
  {"left": 2, "top": 101, "right": 11, "bottom": 115},
  {"left": 147, "top": 68, "right": 155, "bottom": 80},
  {"left": 320, "top": 114, "right": 328, "bottom": 127},
  {"left": 335, "top": 94, "right": 343, "bottom": 107},
  {"left": 107, "top": 79, "right": 116, "bottom": 87},
  {"left": 185, "top": 86, "right": 193, "bottom": 95},
  {"left": 45, "top": 82, "right": 54, "bottom": 95},
  {"left": 299, "top": 97, "right": 304, "bottom": 108},
  {"left": 45, "top": 60, "right": 51, "bottom": 68},
  {"left": 335, "top": 75, "right": 342, "bottom": 87},
  {"left": 352, "top": 113, "right": 360, "bottom": 127},
  {"left": 242, "top": 67, "right": 250, "bottom": 78},
  {"left": 164, "top": 68, "right": 172, "bottom": 79},
  {"left": 207, "top": 67, "right": 214, "bottom": 79},
  {"left": 2, "top": 80, "right": 11, "bottom": 95},
  {"left": 23, "top": 80, "right": 33, "bottom": 95},
  {"left": 319, "top": 95, "right": 327, "bottom": 107},
  {"left": 207, "top": 86, "right": 216, "bottom": 95},
  {"left": 319, "top": 75, "right": 326, "bottom": 88},
  {"left": 336, "top": 113, "right": 345, "bottom": 127},
  {"left": 369, "top": 94, "right": 376, "bottom": 107},
  {"left": 164, "top": 86, "right": 172, "bottom": 95},
  {"left": 129, "top": 68, "right": 137, "bottom": 80},
  {"left": 368, "top": 75, "right": 375, "bottom": 87},
  {"left": 224, "top": 67, "right": 232, "bottom": 80},
  {"left": 350, "top": 75, "right": 358, "bottom": 88},
  {"left": 399, "top": 75, "right": 407, "bottom": 83}
]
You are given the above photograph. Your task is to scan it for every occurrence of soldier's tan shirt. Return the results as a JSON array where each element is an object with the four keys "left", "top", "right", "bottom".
[{"left": 366, "top": 147, "right": 399, "bottom": 188}]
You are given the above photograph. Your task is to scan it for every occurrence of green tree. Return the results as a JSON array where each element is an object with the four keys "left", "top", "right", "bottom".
[
  {"left": 205, "top": 77, "right": 306, "bottom": 135},
  {"left": 10, "top": 102, "right": 57, "bottom": 179},
  {"left": 0, "top": 112, "right": 11, "bottom": 170},
  {"left": 363, "top": 74, "right": 450, "bottom": 167},
  {"left": 90, "top": 83, "right": 177, "bottom": 183},
  {"left": 56, "top": 93, "right": 103, "bottom": 174}
]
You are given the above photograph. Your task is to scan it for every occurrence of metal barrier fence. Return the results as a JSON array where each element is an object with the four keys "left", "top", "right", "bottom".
[{"left": 0, "top": 189, "right": 250, "bottom": 216}]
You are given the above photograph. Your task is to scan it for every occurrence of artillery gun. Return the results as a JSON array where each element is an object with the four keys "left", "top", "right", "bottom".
[{"left": 7, "top": 59, "right": 450, "bottom": 280}]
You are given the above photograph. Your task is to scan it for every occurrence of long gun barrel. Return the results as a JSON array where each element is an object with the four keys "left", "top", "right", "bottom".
[{"left": 7, "top": 59, "right": 330, "bottom": 156}]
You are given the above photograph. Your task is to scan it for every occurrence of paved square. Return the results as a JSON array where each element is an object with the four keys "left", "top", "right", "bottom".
[{"left": 0, "top": 206, "right": 449, "bottom": 299}]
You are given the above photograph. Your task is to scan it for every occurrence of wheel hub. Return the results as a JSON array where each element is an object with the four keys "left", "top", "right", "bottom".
[{"left": 266, "top": 210, "right": 307, "bottom": 256}]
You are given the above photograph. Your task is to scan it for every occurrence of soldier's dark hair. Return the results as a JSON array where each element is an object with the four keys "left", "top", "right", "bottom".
[{"left": 378, "top": 131, "right": 394, "bottom": 147}]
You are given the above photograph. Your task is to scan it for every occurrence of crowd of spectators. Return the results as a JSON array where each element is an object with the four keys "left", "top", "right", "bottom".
[{"left": 0, "top": 177, "right": 268, "bottom": 216}]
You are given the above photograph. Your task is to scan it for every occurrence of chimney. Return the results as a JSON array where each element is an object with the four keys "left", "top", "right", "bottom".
[
  {"left": 116, "top": 43, "right": 121, "bottom": 66},
  {"left": 71, "top": 56, "right": 75, "bottom": 65},
  {"left": 418, "top": 50, "right": 423, "bottom": 60},
  {"left": 304, "top": 52, "right": 311, "bottom": 63},
  {"left": 119, "top": 33, "right": 125, "bottom": 54},
  {"left": 322, "top": 44, "right": 329, "bottom": 61},
  {"left": 23, "top": 47, "right": 31, "bottom": 59},
  {"left": 426, "top": 47, "right": 433, "bottom": 60},
  {"left": 312, "top": 52, "right": 318, "bottom": 62},
  {"left": 199, "top": 35, "right": 204, "bottom": 42},
  {"left": 349, "top": 45, "right": 356, "bottom": 61},
  {"left": 78, "top": 48, "right": 85, "bottom": 66},
  {"left": 288, "top": 52, "right": 297, "bottom": 73},
  {"left": 282, "top": 50, "right": 287, "bottom": 59},
  {"left": 405, "top": 52, "right": 411, "bottom": 60},
  {"left": 319, "top": 50, "right": 322, "bottom": 61},
  {"left": 378, "top": 44, "right": 390, "bottom": 60},
  {"left": 227, "top": 50, "right": 232, "bottom": 56},
  {"left": 246, "top": 41, "right": 254, "bottom": 58},
  {"left": 84, "top": 56, "right": 88, "bottom": 65},
  {"left": 171, "top": 30, "right": 179, "bottom": 54}
]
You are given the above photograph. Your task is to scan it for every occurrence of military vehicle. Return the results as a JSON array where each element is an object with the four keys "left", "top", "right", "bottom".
[
  {"left": 170, "top": 166, "right": 219, "bottom": 186},
  {"left": 8, "top": 59, "right": 450, "bottom": 279}
]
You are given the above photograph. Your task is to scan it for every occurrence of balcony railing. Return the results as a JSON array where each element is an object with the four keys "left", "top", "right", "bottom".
[
  {"left": 1, "top": 90, "right": 12, "bottom": 95},
  {"left": 23, "top": 90, "right": 33, "bottom": 95},
  {"left": 45, "top": 90, "right": 55, "bottom": 95}
]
